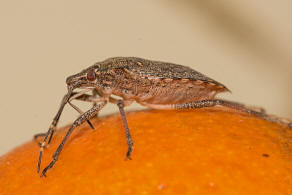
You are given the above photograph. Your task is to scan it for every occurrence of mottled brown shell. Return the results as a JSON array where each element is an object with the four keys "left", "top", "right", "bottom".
[
  {"left": 97, "top": 57, "right": 229, "bottom": 91},
  {"left": 90, "top": 57, "right": 230, "bottom": 105}
]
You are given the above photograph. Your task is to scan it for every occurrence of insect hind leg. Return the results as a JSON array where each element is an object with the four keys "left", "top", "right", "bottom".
[{"left": 173, "top": 99, "right": 291, "bottom": 128}]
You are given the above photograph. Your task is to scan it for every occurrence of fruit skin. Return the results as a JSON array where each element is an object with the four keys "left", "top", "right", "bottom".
[{"left": 0, "top": 109, "right": 291, "bottom": 194}]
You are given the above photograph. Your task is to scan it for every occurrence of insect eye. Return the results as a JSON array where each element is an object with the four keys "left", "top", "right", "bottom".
[{"left": 87, "top": 70, "right": 96, "bottom": 81}]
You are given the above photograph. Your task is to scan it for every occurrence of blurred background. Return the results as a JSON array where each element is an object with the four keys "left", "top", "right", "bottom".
[{"left": 0, "top": 0, "right": 291, "bottom": 155}]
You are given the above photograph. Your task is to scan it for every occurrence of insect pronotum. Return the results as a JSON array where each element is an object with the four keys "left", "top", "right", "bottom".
[{"left": 35, "top": 57, "right": 292, "bottom": 177}]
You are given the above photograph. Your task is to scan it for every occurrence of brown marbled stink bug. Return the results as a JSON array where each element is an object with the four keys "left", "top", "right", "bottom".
[{"left": 35, "top": 57, "right": 291, "bottom": 177}]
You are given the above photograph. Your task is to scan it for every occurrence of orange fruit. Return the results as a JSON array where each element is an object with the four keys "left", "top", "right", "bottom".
[{"left": 0, "top": 108, "right": 291, "bottom": 194}]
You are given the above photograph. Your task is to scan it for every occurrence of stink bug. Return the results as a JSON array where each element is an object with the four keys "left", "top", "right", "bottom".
[{"left": 35, "top": 57, "right": 291, "bottom": 177}]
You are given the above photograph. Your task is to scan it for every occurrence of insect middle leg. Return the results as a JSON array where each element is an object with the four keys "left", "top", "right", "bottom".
[
  {"left": 40, "top": 100, "right": 107, "bottom": 177},
  {"left": 72, "top": 94, "right": 134, "bottom": 159},
  {"left": 116, "top": 99, "right": 133, "bottom": 160}
]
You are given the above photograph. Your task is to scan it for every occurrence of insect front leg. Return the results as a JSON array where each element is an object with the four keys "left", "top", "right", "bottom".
[
  {"left": 36, "top": 92, "right": 71, "bottom": 173},
  {"left": 35, "top": 90, "right": 96, "bottom": 143},
  {"left": 34, "top": 100, "right": 97, "bottom": 141},
  {"left": 40, "top": 100, "right": 107, "bottom": 177}
]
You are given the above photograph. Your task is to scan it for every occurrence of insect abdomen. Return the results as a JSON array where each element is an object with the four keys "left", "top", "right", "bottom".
[
  {"left": 112, "top": 69, "right": 227, "bottom": 105},
  {"left": 135, "top": 78, "right": 227, "bottom": 105}
]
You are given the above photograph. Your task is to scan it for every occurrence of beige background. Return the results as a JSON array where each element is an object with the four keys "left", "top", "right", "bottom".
[{"left": 0, "top": 0, "right": 291, "bottom": 155}]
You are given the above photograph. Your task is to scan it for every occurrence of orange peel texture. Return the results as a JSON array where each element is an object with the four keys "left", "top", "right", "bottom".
[{"left": 0, "top": 109, "right": 291, "bottom": 194}]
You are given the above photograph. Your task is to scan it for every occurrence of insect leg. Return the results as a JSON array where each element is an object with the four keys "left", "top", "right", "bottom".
[
  {"left": 68, "top": 100, "right": 95, "bottom": 130},
  {"left": 34, "top": 89, "right": 91, "bottom": 144},
  {"left": 69, "top": 90, "right": 107, "bottom": 129},
  {"left": 40, "top": 100, "right": 107, "bottom": 177},
  {"left": 92, "top": 88, "right": 102, "bottom": 117},
  {"left": 34, "top": 127, "right": 58, "bottom": 146},
  {"left": 34, "top": 133, "right": 47, "bottom": 147},
  {"left": 68, "top": 94, "right": 134, "bottom": 158},
  {"left": 117, "top": 100, "right": 133, "bottom": 160},
  {"left": 37, "top": 91, "right": 72, "bottom": 173},
  {"left": 174, "top": 99, "right": 292, "bottom": 128},
  {"left": 34, "top": 98, "right": 95, "bottom": 146},
  {"left": 34, "top": 131, "right": 56, "bottom": 147},
  {"left": 34, "top": 133, "right": 46, "bottom": 140}
]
